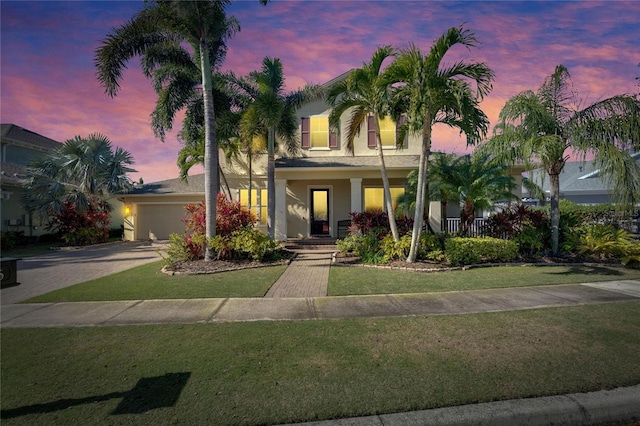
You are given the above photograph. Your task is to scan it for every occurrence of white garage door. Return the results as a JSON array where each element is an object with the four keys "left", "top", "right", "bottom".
[{"left": 137, "top": 204, "right": 187, "bottom": 240}]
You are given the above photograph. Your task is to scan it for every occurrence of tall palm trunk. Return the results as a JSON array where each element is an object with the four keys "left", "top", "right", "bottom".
[
  {"left": 248, "top": 152, "right": 253, "bottom": 212},
  {"left": 549, "top": 172, "right": 561, "bottom": 254},
  {"left": 267, "top": 126, "right": 276, "bottom": 239},
  {"left": 460, "top": 199, "right": 475, "bottom": 236},
  {"left": 407, "top": 124, "right": 431, "bottom": 262},
  {"left": 375, "top": 118, "right": 399, "bottom": 242},
  {"left": 440, "top": 197, "right": 447, "bottom": 232},
  {"left": 200, "top": 41, "right": 218, "bottom": 261}
]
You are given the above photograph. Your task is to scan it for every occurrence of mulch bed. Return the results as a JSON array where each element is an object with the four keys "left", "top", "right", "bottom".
[
  {"left": 162, "top": 251, "right": 296, "bottom": 275},
  {"left": 331, "top": 251, "right": 620, "bottom": 272}
]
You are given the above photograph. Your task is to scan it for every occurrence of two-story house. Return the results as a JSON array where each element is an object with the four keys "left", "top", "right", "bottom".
[
  {"left": 120, "top": 74, "right": 524, "bottom": 241},
  {"left": 1, "top": 124, "right": 63, "bottom": 237}
]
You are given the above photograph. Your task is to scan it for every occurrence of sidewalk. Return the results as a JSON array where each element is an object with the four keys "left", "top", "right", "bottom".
[{"left": 2, "top": 281, "right": 639, "bottom": 328}]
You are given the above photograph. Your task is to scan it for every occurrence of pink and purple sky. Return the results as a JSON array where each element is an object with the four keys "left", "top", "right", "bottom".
[{"left": 2, "top": 1, "right": 639, "bottom": 183}]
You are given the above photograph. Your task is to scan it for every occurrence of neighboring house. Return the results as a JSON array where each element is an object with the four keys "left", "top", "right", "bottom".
[
  {"left": 1, "top": 124, "right": 62, "bottom": 236},
  {"left": 121, "top": 75, "right": 524, "bottom": 241},
  {"left": 523, "top": 152, "right": 640, "bottom": 206}
]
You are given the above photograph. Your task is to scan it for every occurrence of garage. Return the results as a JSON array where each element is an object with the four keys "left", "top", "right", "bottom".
[{"left": 136, "top": 204, "right": 188, "bottom": 240}]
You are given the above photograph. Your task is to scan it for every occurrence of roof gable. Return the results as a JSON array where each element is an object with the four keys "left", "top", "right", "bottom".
[{"left": 1, "top": 123, "right": 62, "bottom": 151}]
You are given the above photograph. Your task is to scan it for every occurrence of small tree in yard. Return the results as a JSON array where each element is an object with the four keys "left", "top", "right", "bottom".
[{"left": 21, "top": 134, "right": 135, "bottom": 245}]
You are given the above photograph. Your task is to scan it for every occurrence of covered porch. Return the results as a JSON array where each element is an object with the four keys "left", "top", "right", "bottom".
[{"left": 273, "top": 155, "right": 442, "bottom": 240}]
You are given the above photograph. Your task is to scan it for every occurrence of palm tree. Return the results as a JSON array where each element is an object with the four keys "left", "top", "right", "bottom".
[
  {"left": 440, "top": 152, "right": 517, "bottom": 236},
  {"left": 95, "top": 0, "right": 238, "bottom": 261},
  {"left": 478, "top": 65, "right": 640, "bottom": 253},
  {"left": 383, "top": 26, "right": 495, "bottom": 262},
  {"left": 21, "top": 134, "right": 135, "bottom": 227},
  {"left": 428, "top": 152, "right": 459, "bottom": 232},
  {"left": 395, "top": 152, "right": 457, "bottom": 233},
  {"left": 233, "top": 57, "right": 324, "bottom": 238},
  {"left": 327, "top": 46, "right": 401, "bottom": 241}
]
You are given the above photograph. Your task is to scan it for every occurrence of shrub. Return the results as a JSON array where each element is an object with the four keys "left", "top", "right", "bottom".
[
  {"left": 181, "top": 194, "right": 258, "bottom": 259},
  {"left": 336, "top": 231, "right": 385, "bottom": 264},
  {"left": 336, "top": 233, "right": 361, "bottom": 254},
  {"left": 162, "top": 233, "right": 192, "bottom": 267},
  {"left": 47, "top": 200, "right": 111, "bottom": 246},
  {"left": 230, "top": 227, "right": 282, "bottom": 261},
  {"left": 349, "top": 211, "right": 414, "bottom": 237},
  {"left": 184, "top": 194, "right": 256, "bottom": 239},
  {"left": 419, "top": 232, "right": 447, "bottom": 259},
  {"left": 445, "top": 237, "right": 518, "bottom": 266},
  {"left": 109, "top": 227, "right": 124, "bottom": 239},
  {"left": 513, "top": 225, "right": 547, "bottom": 256},
  {"left": 380, "top": 233, "right": 412, "bottom": 262},
  {"left": 0, "top": 231, "right": 20, "bottom": 251},
  {"left": 484, "top": 205, "right": 551, "bottom": 255},
  {"left": 578, "top": 224, "right": 637, "bottom": 264}
]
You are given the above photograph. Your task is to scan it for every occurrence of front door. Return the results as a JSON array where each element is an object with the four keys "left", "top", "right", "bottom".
[{"left": 310, "top": 189, "right": 330, "bottom": 236}]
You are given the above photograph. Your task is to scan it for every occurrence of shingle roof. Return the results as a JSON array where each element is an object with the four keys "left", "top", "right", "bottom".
[
  {"left": 1, "top": 123, "right": 62, "bottom": 151},
  {"left": 276, "top": 155, "right": 421, "bottom": 169},
  {"left": 128, "top": 155, "right": 422, "bottom": 195},
  {"left": 127, "top": 175, "right": 206, "bottom": 195}
]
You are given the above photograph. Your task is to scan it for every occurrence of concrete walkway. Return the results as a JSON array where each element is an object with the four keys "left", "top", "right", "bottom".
[{"left": 265, "top": 251, "right": 332, "bottom": 297}]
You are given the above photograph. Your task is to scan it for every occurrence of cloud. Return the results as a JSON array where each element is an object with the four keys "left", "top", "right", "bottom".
[{"left": 2, "top": 0, "right": 639, "bottom": 184}]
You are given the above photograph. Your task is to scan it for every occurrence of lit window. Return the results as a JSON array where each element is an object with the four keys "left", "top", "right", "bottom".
[
  {"left": 252, "top": 135, "right": 266, "bottom": 151},
  {"left": 364, "top": 187, "right": 405, "bottom": 212},
  {"left": 302, "top": 116, "right": 338, "bottom": 149},
  {"left": 310, "top": 116, "right": 329, "bottom": 148},
  {"left": 378, "top": 116, "right": 396, "bottom": 147},
  {"left": 239, "top": 188, "right": 268, "bottom": 224},
  {"left": 367, "top": 115, "right": 406, "bottom": 148}
]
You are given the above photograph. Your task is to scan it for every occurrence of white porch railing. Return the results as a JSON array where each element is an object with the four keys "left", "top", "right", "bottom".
[{"left": 445, "top": 218, "right": 486, "bottom": 236}]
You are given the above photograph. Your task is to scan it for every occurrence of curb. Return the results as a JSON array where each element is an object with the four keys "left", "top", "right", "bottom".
[{"left": 280, "top": 385, "right": 640, "bottom": 426}]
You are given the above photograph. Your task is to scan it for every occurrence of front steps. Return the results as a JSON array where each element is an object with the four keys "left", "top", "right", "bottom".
[{"left": 283, "top": 238, "right": 338, "bottom": 252}]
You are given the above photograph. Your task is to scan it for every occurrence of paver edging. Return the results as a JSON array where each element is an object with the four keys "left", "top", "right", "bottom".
[{"left": 330, "top": 257, "right": 631, "bottom": 274}]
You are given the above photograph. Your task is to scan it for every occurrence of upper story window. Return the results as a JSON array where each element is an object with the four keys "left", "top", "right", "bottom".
[
  {"left": 301, "top": 116, "right": 338, "bottom": 149},
  {"left": 367, "top": 115, "right": 407, "bottom": 149}
]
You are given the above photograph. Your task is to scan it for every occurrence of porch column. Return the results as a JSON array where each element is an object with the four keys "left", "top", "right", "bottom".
[
  {"left": 350, "top": 178, "right": 362, "bottom": 212},
  {"left": 275, "top": 179, "right": 287, "bottom": 241}
]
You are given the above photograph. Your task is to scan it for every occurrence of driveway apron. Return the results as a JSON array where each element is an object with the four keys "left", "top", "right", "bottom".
[{"left": 1, "top": 241, "right": 165, "bottom": 305}]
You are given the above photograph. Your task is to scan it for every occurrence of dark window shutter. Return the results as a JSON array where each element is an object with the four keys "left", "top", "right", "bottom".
[
  {"left": 301, "top": 117, "right": 310, "bottom": 149},
  {"left": 367, "top": 116, "right": 376, "bottom": 148},
  {"left": 329, "top": 131, "right": 338, "bottom": 148}
]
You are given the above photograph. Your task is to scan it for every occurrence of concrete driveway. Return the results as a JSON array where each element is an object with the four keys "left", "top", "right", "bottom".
[{"left": 1, "top": 241, "right": 166, "bottom": 305}]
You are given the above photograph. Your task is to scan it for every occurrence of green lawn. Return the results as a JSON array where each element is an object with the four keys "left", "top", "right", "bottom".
[
  {"left": 2, "top": 302, "right": 639, "bottom": 425},
  {"left": 329, "top": 264, "right": 640, "bottom": 296},
  {"left": 25, "top": 261, "right": 287, "bottom": 303},
  {"left": 24, "top": 262, "right": 640, "bottom": 303}
]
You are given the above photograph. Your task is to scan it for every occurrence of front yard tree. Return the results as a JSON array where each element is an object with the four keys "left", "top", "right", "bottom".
[
  {"left": 21, "top": 134, "right": 135, "bottom": 244},
  {"left": 439, "top": 152, "right": 517, "bottom": 236},
  {"left": 234, "top": 57, "right": 323, "bottom": 239},
  {"left": 327, "top": 46, "right": 401, "bottom": 242},
  {"left": 478, "top": 65, "right": 640, "bottom": 253},
  {"left": 95, "top": 0, "right": 238, "bottom": 261},
  {"left": 383, "top": 26, "right": 495, "bottom": 262}
]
